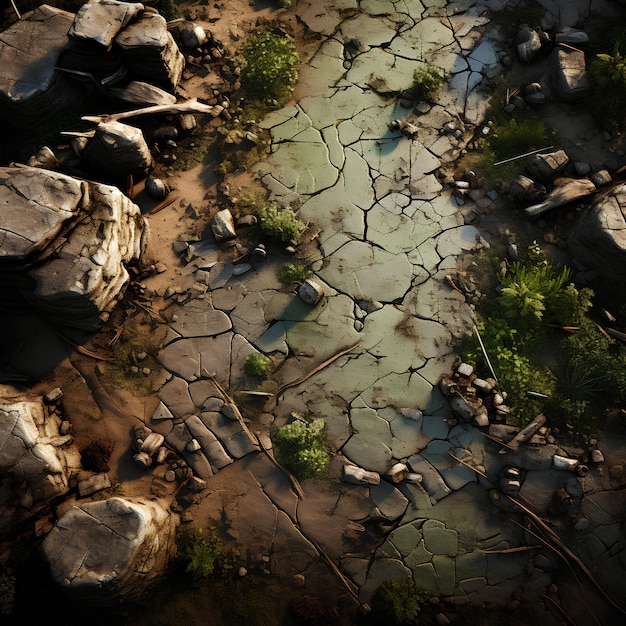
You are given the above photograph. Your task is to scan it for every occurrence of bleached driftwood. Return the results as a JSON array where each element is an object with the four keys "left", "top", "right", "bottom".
[{"left": 81, "top": 99, "right": 224, "bottom": 124}]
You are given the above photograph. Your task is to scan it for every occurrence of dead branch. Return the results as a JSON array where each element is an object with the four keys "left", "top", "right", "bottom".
[
  {"left": 500, "top": 413, "right": 546, "bottom": 454},
  {"left": 265, "top": 340, "right": 363, "bottom": 411},
  {"left": 81, "top": 99, "right": 224, "bottom": 124}
]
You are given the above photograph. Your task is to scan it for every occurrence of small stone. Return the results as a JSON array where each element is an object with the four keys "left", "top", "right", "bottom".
[
  {"left": 165, "top": 470, "right": 176, "bottom": 482},
  {"left": 293, "top": 574, "right": 305, "bottom": 587},
  {"left": 405, "top": 473, "right": 422, "bottom": 483},
  {"left": 457, "top": 362, "right": 473, "bottom": 377},
  {"left": 354, "top": 320, "right": 364, "bottom": 332},
  {"left": 156, "top": 448, "right": 168, "bottom": 463},
  {"left": 472, "top": 378, "right": 492, "bottom": 394},
  {"left": 386, "top": 463, "right": 408, "bottom": 483},
  {"left": 573, "top": 161, "right": 591, "bottom": 176},
  {"left": 435, "top": 613, "right": 451, "bottom": 626},
  {"left": 142, "top": 367, "right": 151, "bottom": 375},
  {"left": 342, "top": 464, "right": 380, "bottom": 485},
  {"left": 591, "top": 449, "right": 605, "bottom": 463},
  {"left": 59, "top": 421, "right": 71, "bottom": 435},
  {"left": 237, "top": 214, "right": 257, "bottom": 226},
  {"left": 44, "top": 387, "right": 63, "bottom": 404},
  {"left": 298, "top": 279, "right": 324, "bottom": 306},
  {"left": 186, "top": 439, "right": 201, "bottom": 453},
  {"left": 238, "top": 567, "right": 248, "bottom": 577}
]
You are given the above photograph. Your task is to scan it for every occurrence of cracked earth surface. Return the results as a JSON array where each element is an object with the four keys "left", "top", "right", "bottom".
[{"left": 11, "top": 0, "right": 626, "bottom": 623}]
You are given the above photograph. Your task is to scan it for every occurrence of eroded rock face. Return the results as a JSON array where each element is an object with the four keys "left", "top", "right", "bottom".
[
  {"left": 0, "top": 5, "right": 82, "bottom": 125},
  {"left": 567, "top": 182, "right": 626, "bottom": 280},
  {"left": 0, "top": 386, "right": 81, "bottom": 537},
  {"left": 0, "top": 166, "right": 149, "bottom": 330},
  {"left": 41, "top": 497, "right": 177, "bottom": 607}
]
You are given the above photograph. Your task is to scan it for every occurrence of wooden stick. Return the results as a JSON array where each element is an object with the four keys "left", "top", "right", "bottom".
[
  {"left": 10, "top": 0, "right": 21, "bottom": 19},
  {"left": 501, "top": 413, "right": 546, "bottom": 454},
  {"left": 81, "top": 99, "right": 223, "bottom": 124},
  {"left": 480, "top": 545, "right": 543, "bottom": 554},
  {"left": 494, "top": 145, "right": 554, "bottom": 167},
  {"left": 508, "top": 496, "right": 626, "bottom": 614},
  {"left": 264, "top": 340, "right": 363, "bottom": 411},
  {"left": 448, "top": 451, "right": 493, "bottom": 482}
]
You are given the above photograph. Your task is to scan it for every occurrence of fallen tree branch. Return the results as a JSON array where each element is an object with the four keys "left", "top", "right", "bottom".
[
  {"left": 264, "top": 340, "right": 363, "bottom": 411},
  {"left": 81, "top": 99, "right": 224, "bottom": 124}
]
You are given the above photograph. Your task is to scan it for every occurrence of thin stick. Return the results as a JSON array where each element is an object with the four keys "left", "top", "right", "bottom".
[
  {"left": 480, "top": 545, "right": 543, "bottom": 554},
  {"left": 494, "top": 145, "right": 554, "bottom": 167},
  {"left": 448, "top": 451, "right": 492, "bottom": 482},
  {"left": 481, "top": 430, "right": 516, "bottom": 451},
  {"left": 265, "top": 340, "right": 363, "bottom": 410},
  {"left": 10, "top": 0, "right": 21, "bottom": 19},
  {"left": 472, "top": 321, "right": 498, "bottom": 382}
]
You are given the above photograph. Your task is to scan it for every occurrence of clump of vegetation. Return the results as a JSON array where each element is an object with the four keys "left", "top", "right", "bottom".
[
  {"left": 260, "top": 204, "right": 306, "bottom": 244},
  {"left": 277, "top": 262, "right": 311, "bottom": 285},
  {"left": 587, "top": 39, "right": 626, "bottom": 131},
  {"left": 151, "top": 0, "right": 179, "bottom": 20},
  {"left": 408, "top": 64, "right": 444, "bottom": 101},
  {"left": 548, "top": 318, "right": 626, "bottom": 432},
  {"left": 80, "top": 439, "right": 114, "bottom": 472},
  {"left": 464, "top": 242, "right": 601, "bottom": 427},
  {"left": 366, "top": 578, "right": 425, "bottom": 626},
  {"left": 176, "top": 527, "right": 233, "bottom": 580},
  {"left": 0, "top": 570, "right": 15, "bottom": 617},
  {"left": 476, "top": 84, "right": 555, "bottom": 184},
  {"left": 244, "top": 353, "right": 273, "bottom": 378},
  {"left": 241, "top": 29, "right": 299, "bottom": 105},
  {"left": 274, "top": 418, "right": 331, "bottom": 480}
]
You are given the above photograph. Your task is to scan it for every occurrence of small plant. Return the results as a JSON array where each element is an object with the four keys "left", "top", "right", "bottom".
[
  {"left": 277, "top": 262, "right": 311, "bottom": 285},
  {"left": 176, "top": 527, "right": 233, "bottom": 580},
  {"left": 80, "top": 439, "right": 114, "bottom": 473},
  {"left": 0, "top": 570, "right": 15, "bottom": 617},
  {"left": 367, "top": 578, "right": 425, "bottom": 626},
  {"left": 151, "top": 0, "right": 179, "bottom": 20},
  {"left": 277, "top": 0, "right": 292, "bottom": 7},
  {"left": 274, "top": 418, "right": 331, "bottom": 480},
  {"left": 260, "top": 204, "right": 306, "bottom": 244},
  {"left": 244, "top": 353, "right": 272, "bottom": 377},
  {"left": 408, "top": 64, "right": 444, "bottom": 101},
  {"left": 241, "top": 29, "right": 299, "bottom": 104},
  {"left": 587, "top": 39, "right": 626, "bottom": 131}
]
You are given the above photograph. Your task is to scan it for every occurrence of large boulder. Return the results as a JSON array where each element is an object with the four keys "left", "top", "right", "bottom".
[
  {"left": 567, "top": 182, "right": 626, "bottom": 280},
  {"left": 0, "top": 386, "right": 81, "bottom": 537},
  {"left": 0, "top": 5, "right": 83, "bottom": 125},
  {"left": 41, "top": 497, "right": 177, "bottom": 607},
  {"left": 552, "top": 47, "right": 590, "bottom": 102},
  {"left": 0, "top": 167, "right": 149, "bottom": 330}
]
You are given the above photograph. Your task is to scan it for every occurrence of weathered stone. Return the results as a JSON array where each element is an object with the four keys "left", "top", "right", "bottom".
[
  {"left": 0, "top": 390, "right": 81, "bottom": 537},
  {"left": 552, "top": 47, "right": 589, "bottom": 102},
  {"left": 44, "top": 388, "right": 64, "bottom": 404},
  {"left": 386, "top": 463, "right": 409, "bottom": 484},
  {"left": 342, "top": 464, "right": 381, "bottom": 485},
  {"left": 590, "top": 169, "right": 612, "bottom": 187},
  {"left": 524, "top": 177, "right": 596, "bottom": 218},
  {"left": 298, "top": 279, "right": 325, "bottom": 305},
  {"left": 180, "top": 21, "right": 208, "bottom": 48},
  {"left": 140, "top": 433, "right": 165, "bottom": 456},
  {"left": 516, "top": 26, "right": 542, "bottom": 62},
  {"left": 77, "top": 473, "right": 111, "bottom": 497},
  {"left": 211, "top": 209, "right": 237, "bottom": 242},
  {"left": 525, "top": 149, "right": 569, "bottom": 182},
  {"left": 41, "top": 497, "right": 177, "bottom": 606}
]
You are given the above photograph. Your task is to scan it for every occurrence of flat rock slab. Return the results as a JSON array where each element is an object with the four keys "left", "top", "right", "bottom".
[
  {"left": 170, "top": 303, "right": 232, "bottom": 338},
  {"left": 0, "top": 5, "right": 74, "bottom": 103},
  {"left": 69, "top": 0, "right": 143, "bottom": 47}
]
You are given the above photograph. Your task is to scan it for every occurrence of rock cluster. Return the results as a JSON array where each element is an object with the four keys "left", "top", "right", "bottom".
[
  {"left": 0, "top": 166, "right": 148, "bottom": 330},
  {"left": 41, "top": 496, "right": 177, "bottom": 607},
  {"left": 0, "top": 385, "right": 81, "bottom": 538},
  {"left": 0, "top": 1, "right": 185, "bottom": 126}
]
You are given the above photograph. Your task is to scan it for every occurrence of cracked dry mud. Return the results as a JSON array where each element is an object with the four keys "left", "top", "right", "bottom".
[{"left": 4, "top": 0, "right": 626, "bottom": 625}]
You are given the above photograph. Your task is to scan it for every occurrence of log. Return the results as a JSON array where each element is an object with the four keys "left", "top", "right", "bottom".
[
  {"left": 499, "top": 413, "right": 546, "bottom": 454},
  {"left": 81, "top": 99, "right": 224, "bottom": 124},
  {"left": 523, "top": 177, "right": 596, "bottom": 217}
]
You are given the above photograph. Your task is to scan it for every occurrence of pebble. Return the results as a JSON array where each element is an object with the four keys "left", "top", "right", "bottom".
[
  {"left": 591, "top": 449, "right": 605, "bottom": 463},
  {"left": 165, "top": 470, "right": 176, "bottom": 482}
]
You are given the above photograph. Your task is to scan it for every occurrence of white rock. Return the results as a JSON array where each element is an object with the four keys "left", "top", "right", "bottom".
[{"left": 342, "top": 464, "right": 380, "bottom": 485}]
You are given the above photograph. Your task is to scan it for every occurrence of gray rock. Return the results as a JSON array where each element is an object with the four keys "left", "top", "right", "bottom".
[
  {"left": 211, "top": 209, "right": 237, "bottom": 242},
  {"left": 77, "top": 473, "right": 111, "bottom": 497},
  {"left": 180, "top": 21, "right": 208, "bottom": 48},
  {"left": 342, "top": 464, "right": 381, "bottom": 485},
  {"left": 573, "top": 161, "right": 592, "bottom": 177},
  {"left": 69, "top": 0, "right": 143, "bottom": 47},
  {"left": 591, "top": 449, "right": 605, "bottom": 463},
  {"left": 567, "top": 183, "right": 626, "bottom": 279},
  {"left": 552, "top": 47, "right": 590, "bottom": 102},
  {"left": 83, "top": 121, "right": 153, "bottom": 179},
  {"left": 516, "top": 26, "right": 542, "bottom": 62},
  {"left": 41, "top": 497, "right": 177, "bottom": 606},
  {"left": 298, "top": 279, "right": 325, "bottom": 305},
  {"left": 590, "top": 169, "right": 612, "bottom": 187},
  {"left": 526, "top": 149, "right": 569, "bottom": 182},
  {"left": 0, "top": 391, "right": 81, "bottom": 537}
]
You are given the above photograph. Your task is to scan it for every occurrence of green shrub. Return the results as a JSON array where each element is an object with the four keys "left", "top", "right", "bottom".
[
  {"left": 151, "top": 0, "right": 179, "bottom": 20},
  {"left": 368, "top": 578, "right": 424, "bottom": 626},
  {"left": 260, "top": 204, "right": 305, "bottom": 244},
  {"left": 176, "top": 527, "right": 233, "bottom": 580},
  {"left": 587, "top": 40, "right": 626, "bottom": 131},
  {"left": 277, "top": 0, "right": 292, "bottom": 7},
  {"left": 0, "top": 570, "right": 15, "bottom": 617},
  {"left": 244, "top": 353, "right": 272, "bottom": 377},
  {"left": 409, "top": 64, "right": 444, "bottom": 101},
  {"left": 241, "top": 29, "right": 299, "bottom": 104},
  {"left": 274, "top": 418, "right": 330, "bottom": 479},
  {"left": 277, "top": 262, "right": 311, "bottom": 285}
]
